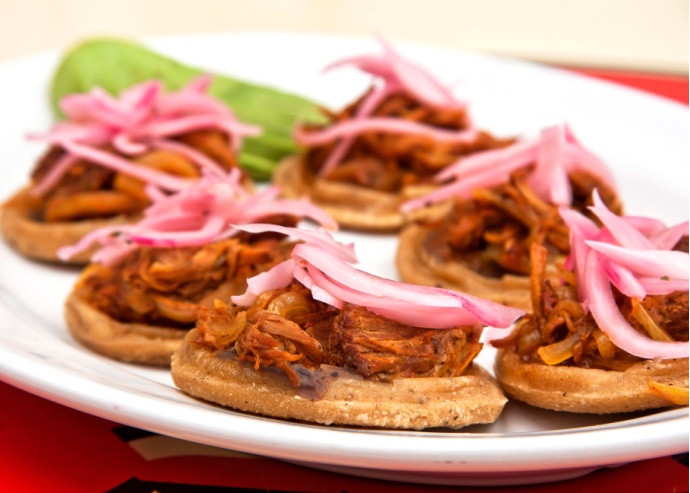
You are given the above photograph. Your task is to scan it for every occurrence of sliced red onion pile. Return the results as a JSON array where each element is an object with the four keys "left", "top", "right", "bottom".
[
  {"left": 402, "top": 124, "right": 617, "bottom": 212},
  {"left": 57, "top": 169, "right": 337, "bottom": 266},
  {"left": 295, "top": 37, "right": 477, "bottom": 177},
  {"left": 231, "top": 223, "right": 524, "bottom": 331},
  {"left": 559, "top": 191, "right": 688, "bottom": 360},
  {"left": 29, "top": 75, "right": 260, "bottom": 196}
]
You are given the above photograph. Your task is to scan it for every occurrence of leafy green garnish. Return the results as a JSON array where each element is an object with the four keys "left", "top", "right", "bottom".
[{"left": 50, "top": 37, "right": 324, "bottom": 180}]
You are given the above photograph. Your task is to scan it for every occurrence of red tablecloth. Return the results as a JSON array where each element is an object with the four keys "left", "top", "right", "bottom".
[{"left": 1, "top": 69, "right": 687, "bottom": 493}]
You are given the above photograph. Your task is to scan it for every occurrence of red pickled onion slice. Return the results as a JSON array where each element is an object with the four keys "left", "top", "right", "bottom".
[
  {"left": 29, "top": 154, "right": 79, "bottom": 197},
  {"left": 585, "top": 251, "right": 688, "bottom": 359},
  {"left": 295, "top": 118, "right": 478, "bottom": 147},
  {"left": 232, "top": 259, "right": 297, "bottom": 306},
  {"left": 585, "top": 241, "right": 689, "bottom": 280},
  {"left": 589, "top": 190, "right": 655, "bottom": 250},
  {"left": 650, "top": 221, "right": 689, "bottom": 250},
  {"left": 599, "top": 257, "right": 646, "bottom": 299},
  {"left": 323, "top": 55, "right": 395, "bottom": 80},
  {"left": 406, "top": 124, "right": 618, "bottom": 212},
  {"left": 377, "top": 36, "right": 458, "bottom": 109},
  {"left": 291, "top": 243, "right": 523, "bottom": 328},
  {"left": 638, "top": 277, "right": 689, "bottom": 295},
  {"left": 293, "top": 265, "right": 344, "bottom": 309},
  {"left": 232, "top": 224, "right": 523, "bottom": 330},
  {"left": 317, "top": 83, "right": 398, "bottom": 177},
  {"left": 529, "top": 125, "right": 572, "bottom": 205},
  {"left": 233, "top": 224, "right": 356, "bottom": 263},
  {"left": 59, "top": 140, "right": 194, "bottom": 191},
  {"left": 303, "top": 262, "right": 479, "bottom": 328},
  {"left": 33, "top": 75, "right": 254, "bottom": 195},
  {"left": 435, "top": 139, "right": 537, "bottom": 183}
]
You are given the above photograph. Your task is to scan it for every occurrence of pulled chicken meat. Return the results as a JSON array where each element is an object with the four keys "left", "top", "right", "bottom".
[
  {"left": 194, "top": 282, "right": 483, "bottom": 385},
  {"left": 493, "top": 241, "right": 689, "bottom": 371},
  {"left": 30, "top": 130, "right": 238, "bottom": 222},
  {"left": 303, "top": 91, "right": 511, "bottom": 192},
  {"left": 422, "top": 169, "right": 622, "bottom": 277},
  {"left": 75, "top": 237, "right": 293, "bottom": 328}
]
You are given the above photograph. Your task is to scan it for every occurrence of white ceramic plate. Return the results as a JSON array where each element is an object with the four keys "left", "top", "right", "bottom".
[{"left": 0, "top": 33, "right": 687, "bottom": 487}]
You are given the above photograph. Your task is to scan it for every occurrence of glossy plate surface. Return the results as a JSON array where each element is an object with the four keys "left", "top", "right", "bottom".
[{"left": 0, "top": 33, "right": 687, "bottom": 486}]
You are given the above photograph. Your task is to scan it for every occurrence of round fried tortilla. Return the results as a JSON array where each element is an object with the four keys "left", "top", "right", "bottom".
[
  {"left": 495, "top": 349, "right": 689, "bottom": 413},
  {"left": 273, "top": 155, "right": 449, "bottom": 232},
  {"left": 171, "top": 328, "right": 508, "bottom": 430},
  {"left": 397, "top": 224, "right": 541, "bottom": 312},
  {"left": 0, "top": 187, "right": 135, "bottom": 264},
  {"left": 65, "top": 291, "right": 186, "bottom": 366}
]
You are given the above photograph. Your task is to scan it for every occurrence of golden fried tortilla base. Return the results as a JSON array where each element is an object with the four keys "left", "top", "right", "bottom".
[
  {"left": 1, "top": 187, "right": 135, "bottom": 264},
  {"left": 65, "top": 291, "right": 186, "bottom": 366},
  {"left": 495, "top": 349, "right": 689, "bottom": 413},
  {"left": 171, "top": 328, "right": 508, "bottom": 430},
  {"left": 397, "top": 224, "right": 536, "bottom": 311},
  {"left": 273, "top": 155, "right": 448, "bottom": 232}
]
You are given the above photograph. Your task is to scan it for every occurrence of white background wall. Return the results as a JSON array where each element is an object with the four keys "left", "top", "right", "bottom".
[{"left": 0, "top": 0, "right": 687, "bottom": 73}]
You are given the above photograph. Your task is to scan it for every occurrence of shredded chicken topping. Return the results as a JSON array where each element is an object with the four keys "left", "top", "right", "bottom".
[
  {"left": 195, "top": 282, "right": 483, "bottom": 385},
  {"left": 75, "top": 236, "right": 292, "bottom": 328},
  {"left": 303, "top": 92, "right": 511, "bottom": 192},
  {"left": 493, "top": 241, "right": 689, "bottom": 371},
  {"left": 30, "top": 130, "right": 237, "bottom": 222},
  {"left": 422, "top": 169, "right": 622, "bottom": 278}
]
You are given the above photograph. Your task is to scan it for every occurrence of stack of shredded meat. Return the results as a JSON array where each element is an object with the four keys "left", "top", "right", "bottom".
[
  {"left": 494, "top": 242, "right": 689, "bottom": 371},
  {"left": 303, "top": 91, "right": 510, "bottom": 191},
  {"left": 421, "top": 169, "right": 622, "bottom": 278},
  {"left": 30, "top": 130, "right": 236, "bottom": 222},
  {"left": 74, "top": 237, "right": 292, "bottom": 329},
  {"left": 194, "top": 282, "right": 483, "bottom": 386}
]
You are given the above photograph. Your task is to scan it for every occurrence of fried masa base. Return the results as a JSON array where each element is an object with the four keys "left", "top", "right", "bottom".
[
  {"left": 0, "top": 186, "right": 134, "bottom": 264},
  {"left": 495, "top": 349, "right": 689, "bottom": 414},
  {"left": 396, "top": 224, "right": 538, "bottom": 312},
  {"left": 65, "top": 291, "right": 186, "bottom": 366},
  {"left": 171, "top": 328, "right": 508, "bottom": 430},
  {"left": 272, "top": 155, "right": 448, "bottom": 232}
]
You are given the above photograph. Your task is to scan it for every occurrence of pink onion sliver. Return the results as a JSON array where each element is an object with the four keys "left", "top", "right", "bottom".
[
  {"left": 638, "top": 277, "right": 689, "bottom": 295},
  {"left": 529, "top": 126, "right": 571, "bottom": 205},
  {"left": 650, "top": 221, "right": 689, "bottom": 250},
  {"left": 402, "top": 164, "right": 513, "bottom": 212},
  {"left": 600, "top": 258, "right": 646, "bottom": 299},
  {"left": 231, "top": 259, "right": 297, "bottom": 306},
  {"left": 295, "top": 117, "right": 478, "bottom": 147},
  {"left": 323, "top": 55, "right": 396, "bottom": 80},
  {"left": 585, "top": 251, "right": 688, "bottom": 359},
  {"left": 435, "top": 139, "right": 537, "bottom": 182},
  {"left": 127, "top": 215, "right": 228, "bottom": 247},
  {"left": 377, "top": 36, "right": 457, "bottom": 109},
  {"left": 294, "top": 243, "right": 523, "bottom": 327},
  {"left": 29, "top": 153, "right": 79, "bottom": 197},
  {"left": 234, "top": 224, "right": 356, "bottom": 263},
  {"left": 564, "top": 145, "right": 617, "bottom": 191},
  {"left": 318, "top": 83, "right": 398, "bottom": 177},
  {"left": 60, "top": 140, "right": 194, "bottom": 191},
  {"left": 234, "top": 199, "right": 338, "bottom": 231},
  {"left": 586, "top": 241, "right": 689, "bottom": 279},
  {"left": 294, "top": 265, "right": 343, "bottom": 309},
  {"left": 559, "top": 206, "right": 600, "bottom": 240},
  {"left": 113, "top": 134, "right": 149, "bottom": 155},
  {"left": 150, "top": 138, "right": 227, "bottom": 177},
  {"left": 589, "top": 191, "right": 655, "bottom": 249},
  {"left": 143, "top": 114, "right": 260, "bottom": 139},
  {"left": 304, "top": 263, "right": 480, "bottom": 328},
  {"left": 57, "top": 224, "right": 134, "bottom": 261}
]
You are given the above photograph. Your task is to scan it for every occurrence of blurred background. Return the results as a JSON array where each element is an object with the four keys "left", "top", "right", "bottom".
[{"left": 0, "top": 0, "right": 687, "bottom": 76}]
